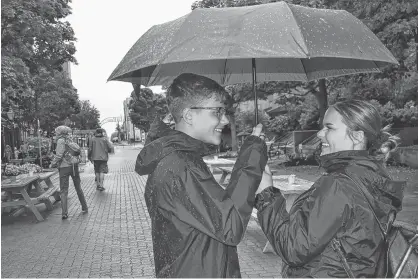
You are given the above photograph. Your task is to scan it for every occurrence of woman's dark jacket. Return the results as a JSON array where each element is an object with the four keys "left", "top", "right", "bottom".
[
  {"left": 255, "top": 150, "right": 405, "bottom": 278},
  {"left": 136, "top": 119, "right": 267, "bottom": 278}
]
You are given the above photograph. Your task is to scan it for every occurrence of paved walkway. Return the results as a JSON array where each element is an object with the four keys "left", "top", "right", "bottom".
[{"left": 1, "top": 146, "right": 284, "bottom": 278}]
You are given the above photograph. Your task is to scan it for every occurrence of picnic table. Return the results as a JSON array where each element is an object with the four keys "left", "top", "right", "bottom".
[
  {"left": 216, "top": 166, "right": 233, "bottom": 185},
  {"left": 203, "top": 157, "right": 236, "bottom": 174},
  {"left": 1, "top": 170, "right": 59, "bottom": 221}
]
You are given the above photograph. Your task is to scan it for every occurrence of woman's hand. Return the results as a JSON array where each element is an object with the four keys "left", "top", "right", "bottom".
[{"left": 256, "top": 165, "right": 273, "bottom": 194}]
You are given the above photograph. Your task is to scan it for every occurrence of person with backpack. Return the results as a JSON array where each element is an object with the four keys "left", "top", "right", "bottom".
[
  {"left": 88, "top": 128, "right": 114, "bottom": 191},
  {"left": 50, "top": 125, "right": 88, "bottom": 220},
  {"left": 255, "top": 100, "right": 408, "bottom": 278}
]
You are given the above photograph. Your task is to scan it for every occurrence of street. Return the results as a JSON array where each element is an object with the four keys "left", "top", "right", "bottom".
[{"left": 1, "top": 146, "right": 284, "bottom": 278}]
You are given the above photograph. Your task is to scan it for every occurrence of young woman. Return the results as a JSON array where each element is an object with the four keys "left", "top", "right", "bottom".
[
  {"left": 50, "top": 126, "right": 88, "bottom": 219},
  {"left": 255, "top": 99, "right": 405, "bottom": 277}
]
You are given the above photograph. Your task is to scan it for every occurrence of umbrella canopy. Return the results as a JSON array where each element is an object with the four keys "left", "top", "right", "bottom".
[{"left": 108, "top": 1, "right": 398, "bottom": 86}]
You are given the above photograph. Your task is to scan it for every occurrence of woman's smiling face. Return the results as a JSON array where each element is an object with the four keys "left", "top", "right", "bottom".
[{"left": 317, "top": 107, "right": 356, "bottom": 155}]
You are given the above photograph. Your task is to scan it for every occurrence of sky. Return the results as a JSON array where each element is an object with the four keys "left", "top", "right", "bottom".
[{"left": 67, "top": 0, "right": 196, "bottom": 136}]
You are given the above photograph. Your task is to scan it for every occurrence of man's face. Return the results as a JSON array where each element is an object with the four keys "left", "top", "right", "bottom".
[
  {"left": 188, "top": 98, "right": 229, "bottom": 145},
  {"left": 317, "top": 107, "right": 355, "bottom": 155}
]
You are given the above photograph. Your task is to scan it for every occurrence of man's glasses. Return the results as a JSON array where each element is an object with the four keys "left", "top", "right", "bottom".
[{"left": 190, "top": 107, "right": 227, "bottom": 119}]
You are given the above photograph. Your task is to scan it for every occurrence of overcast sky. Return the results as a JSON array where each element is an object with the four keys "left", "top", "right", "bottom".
[{"left": 67, "top": 0, "right": 196, "bottom": 136}]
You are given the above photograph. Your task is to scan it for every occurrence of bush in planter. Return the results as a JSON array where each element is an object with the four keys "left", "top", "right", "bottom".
[{"left": 4, "top": 164, "right": 20, "bottom": 176}]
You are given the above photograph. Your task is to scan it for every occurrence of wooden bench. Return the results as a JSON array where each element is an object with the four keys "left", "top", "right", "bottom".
[{"left": 35, "top": 184, "right": 60, "bottom": 211}]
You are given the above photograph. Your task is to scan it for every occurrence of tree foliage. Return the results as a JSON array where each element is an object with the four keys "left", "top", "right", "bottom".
[
  {"left": 72, "top": 100, "right": 100, "bottom": 131},
  {"left": 33, "top": 69, "right": 81, "bottom": 132},
  {"left": 235, "top": 109, "right": 269, "bottom": 134},
  {"left": 1, "top": 0, "right": 79, "bottom": 129},
  {"left": 128, "top": 87, "right": 169, "bottom": 133}
]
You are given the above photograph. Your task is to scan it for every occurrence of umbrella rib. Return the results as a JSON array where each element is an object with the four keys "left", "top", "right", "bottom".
[
  {"left": 299, "top": 59, "right": 309, "bottom": 81},
  {"left": 285, "top": 3, "right": 310, "bottom": 57}
]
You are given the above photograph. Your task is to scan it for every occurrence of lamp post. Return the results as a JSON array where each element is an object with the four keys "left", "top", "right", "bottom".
[{"left": 6, "top": 109, "right": 16, "bottom": 154}]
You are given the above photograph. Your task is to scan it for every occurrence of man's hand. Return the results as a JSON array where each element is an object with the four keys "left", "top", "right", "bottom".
[
  {"left": 251, "top": 123, "right": 266, "bottom": 140},
  {"left": 256, "top": 165, "right": 273, "bottom": 194}
]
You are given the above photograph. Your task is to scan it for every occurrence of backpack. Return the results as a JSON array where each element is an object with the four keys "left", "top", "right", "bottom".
[
  {"left": 63, "top": 139, "right": 81, "bottom": 164},
  {"left": 66, "top": 140, "right": 81, "bottom": 156},
  {"left": 333, "top": 174, "right": 418, "bottom": 278}
]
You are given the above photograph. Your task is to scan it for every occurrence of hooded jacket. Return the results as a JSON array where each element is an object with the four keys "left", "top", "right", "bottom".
[
  {"left": 255, "top": 150, "right": 405, "bottom": 278},
  {"left": 50, "top": 126, "right": 77, "bottom": 168},
  {"left": 135, "top": 119, "right": 267, "bottom": 278},
  {"left": 88, "top": 133, "right": 113, "bottom": 161}
]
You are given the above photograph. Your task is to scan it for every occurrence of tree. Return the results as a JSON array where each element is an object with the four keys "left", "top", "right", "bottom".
[
  {"left": 1, "top": 0, "right": 78, "bottom": 129},
  {"left": 72, "top": 100, "right": 101, "bottom": 131},
  {"left": 128, "top": 86, "right": 169, "bottom": 133}
]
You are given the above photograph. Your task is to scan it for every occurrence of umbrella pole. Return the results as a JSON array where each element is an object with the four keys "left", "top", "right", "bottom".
[{"left": 252, "top": 58, "right": 258, "bottom": 125}]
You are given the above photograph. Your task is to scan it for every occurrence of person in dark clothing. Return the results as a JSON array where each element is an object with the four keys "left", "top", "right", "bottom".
[
  {"left": 135, "top": 73, "right": 269, "bottom": 278},
  {"left": 255, "top": 99, "right": 405, "bottom": 278},
  {"left": 88, "top": 128, "right": 113, "bottom": 191}
]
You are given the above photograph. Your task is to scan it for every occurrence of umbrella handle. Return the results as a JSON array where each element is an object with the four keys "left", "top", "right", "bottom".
[{"left": 252, "top": 58, "right": 258, "bottom": 125}]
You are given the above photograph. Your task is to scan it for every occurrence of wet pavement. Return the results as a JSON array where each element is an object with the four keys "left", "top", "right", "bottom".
[{"left": 1, "top": 146, "right": 284, "bottom": 278}]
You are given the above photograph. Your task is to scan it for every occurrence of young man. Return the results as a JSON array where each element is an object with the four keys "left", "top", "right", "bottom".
[
  {"left": 135, "top": 73, "right": 268, "bottom": 278},
  {"left": 88, "top": 128, "right": 113, "bottom": 191}
]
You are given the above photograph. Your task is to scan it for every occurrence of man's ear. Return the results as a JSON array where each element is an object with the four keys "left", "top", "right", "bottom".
[
  {"left": 351, "top": 130, "right": 365, "bottom": 146},
  {"left": 182, "top": 108, "right": 193, "bottom": 125}
]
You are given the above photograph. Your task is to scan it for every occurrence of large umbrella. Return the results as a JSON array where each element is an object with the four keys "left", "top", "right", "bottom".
[{"left": 108, "top": 1, "right": 398, "bottom": 122}]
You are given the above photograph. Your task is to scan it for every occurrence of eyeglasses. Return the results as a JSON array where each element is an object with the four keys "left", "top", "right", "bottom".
[{"left": 190, "top": 107, "right": 227, "bottom": 119}]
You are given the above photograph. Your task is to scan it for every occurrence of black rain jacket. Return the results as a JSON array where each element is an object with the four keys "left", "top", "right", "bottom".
[
  {"left": 255, "top": 150, "right": 405, "bottom": 278},
  {"left": 136, "top": 119, "right": 267, "bottom": 278}
]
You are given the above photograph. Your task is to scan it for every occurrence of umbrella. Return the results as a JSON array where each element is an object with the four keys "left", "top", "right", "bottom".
[{"left": 108, "top": 1, "right": 398, "bottom": 123}]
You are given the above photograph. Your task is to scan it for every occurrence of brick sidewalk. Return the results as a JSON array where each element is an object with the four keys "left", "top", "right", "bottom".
[{"left": 1, "top": 147, "right": 284, "bottom": 278}]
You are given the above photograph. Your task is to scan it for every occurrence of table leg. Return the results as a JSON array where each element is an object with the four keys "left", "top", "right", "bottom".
[
  {"left": 219, "top": 171, "right": 229, "bottom": 184},
  {"left": 44, "top": 177, "right": 54, "bottom": 189},
  {"left": 33, "top": 180, "right": 45, "bottom": 195},
  {"left": 19, "top": 188, "right": 44, "bottom": 221}
]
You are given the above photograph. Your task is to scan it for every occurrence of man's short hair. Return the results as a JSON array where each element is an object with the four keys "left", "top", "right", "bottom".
[
  {"left": 96, "top": 128, "right": 105, "bottom": 135},
  {"left": 166, "top": 73, "right": 228, "bottom": 123}
]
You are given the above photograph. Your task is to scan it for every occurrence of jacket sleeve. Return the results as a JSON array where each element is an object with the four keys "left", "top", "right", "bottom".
[
  {"left": 51, "top": 138, "right": 65, "bottom": 167},
  {"left": 156, "top": 135, "right": 267, "bottom": 246},
  {"left": 106, "top": 139, "right": 114, "bottom": 154},
  {"left": 256, "top": 175, "right": 352, "bottom": 266}
]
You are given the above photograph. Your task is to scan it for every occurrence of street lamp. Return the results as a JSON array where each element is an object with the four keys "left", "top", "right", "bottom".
[{"left": 6, "top": 108, "right": 16, "bottom": 153}]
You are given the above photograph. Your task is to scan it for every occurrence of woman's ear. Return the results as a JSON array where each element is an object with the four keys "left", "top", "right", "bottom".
[{"left": 351, "top": 130, "right": 365, "bottom": 147}]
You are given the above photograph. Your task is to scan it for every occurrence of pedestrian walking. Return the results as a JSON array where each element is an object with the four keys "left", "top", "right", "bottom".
[
  {"left": 88, "top": 128, "right": 113, "bottom": 191},
  {"left": 254, "top": 99, "right": 405, "bottom": 278},
  {"left": 135, "top": 73, "right": 269, "bottom": 278},
  {"left": 50, "top": 125, "right": 88, "bottom": 220}
]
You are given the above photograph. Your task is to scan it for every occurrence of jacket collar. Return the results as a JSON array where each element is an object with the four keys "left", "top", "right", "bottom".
[
  {"left": 320, "top": 150, "right": 405, "bottom": 212},
  {"left": 135, "top": 118, "right": 212, "bottom": 175},
  {"left": 319, "top": 150, "right": 372, "bottom": 173}
]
